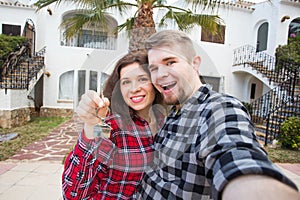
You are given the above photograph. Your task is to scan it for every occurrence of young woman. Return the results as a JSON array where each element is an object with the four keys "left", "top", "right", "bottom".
[{"left": 62, "top": 51, "right": 166, "bottom": 199}]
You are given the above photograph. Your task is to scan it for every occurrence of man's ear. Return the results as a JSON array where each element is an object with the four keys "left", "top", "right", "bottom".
[{"left": 192, "top": 56, "right": 201, "bottom": 72}]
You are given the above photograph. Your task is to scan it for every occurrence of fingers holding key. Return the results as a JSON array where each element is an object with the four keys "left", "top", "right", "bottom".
[{"left": 76, "top": 90, "right": 110, "bottom": 125}]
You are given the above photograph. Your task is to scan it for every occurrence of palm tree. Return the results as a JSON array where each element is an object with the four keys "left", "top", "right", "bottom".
[{"left": 35, "top": 0, "right": 222, "bottom": 51}]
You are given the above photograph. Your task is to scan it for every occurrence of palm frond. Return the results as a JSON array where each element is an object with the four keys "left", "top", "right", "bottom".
[
  {"left": 35, "top": 0, "right": 134, "bottom": 12},
  {"left": 117, "top": 17, "right": 135, "bottom": 37},
  {"left": 34, "top": 0, "right": 60, "bottom": 10},
  {"left": 103, "top": 1, "right": 137, "bottom": 16},
  {"left": 60, "top": 11, "right": 109, "bottom": 39},
  {"left": 159, "top": 10, "right": 222, "bottom": 33},
  {"left": 184, "top": 0, "right": 221, "bottom": 11}
]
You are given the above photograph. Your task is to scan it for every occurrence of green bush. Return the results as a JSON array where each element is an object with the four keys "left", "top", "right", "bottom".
[
  {"left": 0, "top": 34, "right": 27, "bottom": 67},
  {"left": 279, "top": 117, "right": 300, "bottom": 150},
  {"left": 242, "top": 101, "right": 253, "bottom": 115},
  {"left": 275, "top": 35, "right": 300, "bottom": 70}
]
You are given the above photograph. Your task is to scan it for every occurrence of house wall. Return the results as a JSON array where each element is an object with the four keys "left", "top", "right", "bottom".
[
  {"left": 35, "top": 4, "right": 131, "bottom": 116},
  {"left": 180, "top": 0, "right": 299, "bottom": 100},
  {"left": 0, "top": 2, "right": 36, "bottom": 34},
  {"left": 0, "top": 89, "right": 33, "bottom": 128},
  {"left": 0, "top": 2, "right": 37, "bottom": 127}
]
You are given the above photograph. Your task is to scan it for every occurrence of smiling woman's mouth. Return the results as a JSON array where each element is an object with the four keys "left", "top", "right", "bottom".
[{"left": 130, "top": 96, "right": 145, "bottom": 103}]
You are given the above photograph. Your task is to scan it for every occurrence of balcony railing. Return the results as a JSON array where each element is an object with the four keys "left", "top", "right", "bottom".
[
  {"left": 0, "top": 46, "right": 45, "bottom": 90},
  {"left": 61, "top": 35, "right": 117, "bottom": 50},
  {"left": 234, "top": 45, "right": 300, "bottom": 144}
]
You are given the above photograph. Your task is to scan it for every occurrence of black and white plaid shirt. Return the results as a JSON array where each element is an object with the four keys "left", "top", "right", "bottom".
[{"left": 137, "top": 85, "right": 297, "bottom": 200}]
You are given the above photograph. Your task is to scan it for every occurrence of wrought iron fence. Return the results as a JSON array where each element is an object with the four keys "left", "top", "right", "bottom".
[
  {"left": 233, "top": 45, "right": 278, "bottom": 84},
  {"left": 234, "top": 45, "right": 300, "bottom": 145},
  {"left": 0, "top": 46, "right": 45, "bottom": 90},
  {"left": 61, "top": 34, "right": 117, "bottom": 50}
]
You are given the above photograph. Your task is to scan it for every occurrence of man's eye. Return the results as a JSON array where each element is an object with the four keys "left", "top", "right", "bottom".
[{"left": 166, "top": 61, "right": 175, "bottom": 66}]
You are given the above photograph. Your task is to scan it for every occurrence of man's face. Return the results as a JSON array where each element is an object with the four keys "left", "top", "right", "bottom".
[{"left": 148, "top": 47, "right": 200, "bottom": 106}]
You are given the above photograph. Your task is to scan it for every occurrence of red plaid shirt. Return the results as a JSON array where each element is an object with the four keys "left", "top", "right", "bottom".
[{"left": 62, "top": 111, "right": 165, "bottom": 200}]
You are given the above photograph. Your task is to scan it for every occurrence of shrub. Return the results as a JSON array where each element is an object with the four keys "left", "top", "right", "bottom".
[
  {"left": 0, "top": 34, "right": 27, "bottom": 67},
  {"left": 242, "top": 101, "right": 253, "bottom": 115},
  {"left": 278, "top": 117, "right": 300, "bottom": 150},
  {"left": 275, "top": 35, "right": 300, "bottom": 70}
]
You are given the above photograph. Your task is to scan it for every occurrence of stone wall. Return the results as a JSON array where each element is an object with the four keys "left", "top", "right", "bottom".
[
  {"left": 0, "top": 108, "right": 31, "bottom": 129},
  {"left": 40, "top": 107, "right": 74, "bottom": 118},
  {"left": 0, "top": 107, "right": 74, "bottom": 129}
]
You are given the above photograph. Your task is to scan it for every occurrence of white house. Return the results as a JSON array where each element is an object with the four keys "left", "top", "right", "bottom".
[{"left": 0, "top": 0, "right": 299, "bottom": 129}]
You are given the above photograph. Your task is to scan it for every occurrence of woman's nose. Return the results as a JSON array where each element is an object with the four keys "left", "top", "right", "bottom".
[{"left": 130, "top": 82, "right": 142, "bottom": 92}]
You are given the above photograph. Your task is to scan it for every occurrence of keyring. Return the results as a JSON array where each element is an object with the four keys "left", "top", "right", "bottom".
[{"left": 95, "top": 91, "right": 112, "bottom": 130}]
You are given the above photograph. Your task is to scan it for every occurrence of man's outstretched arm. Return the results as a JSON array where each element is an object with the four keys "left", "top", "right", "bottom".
[{"left": 222, "top": 174, "right": 300, "bottom": 200}]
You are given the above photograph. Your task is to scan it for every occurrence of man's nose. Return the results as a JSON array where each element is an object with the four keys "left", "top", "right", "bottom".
[{"left": 156, "top": 65, "right": 169, "bottom": 78}]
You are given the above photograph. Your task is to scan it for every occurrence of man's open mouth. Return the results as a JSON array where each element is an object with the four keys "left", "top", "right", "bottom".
[{"left": 161, "top": 82, "right": 176, "bottom": 91}]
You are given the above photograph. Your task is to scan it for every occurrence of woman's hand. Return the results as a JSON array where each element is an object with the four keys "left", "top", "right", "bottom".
[{"left": 76, "top": 90, "right": 110, "bottom": 139}]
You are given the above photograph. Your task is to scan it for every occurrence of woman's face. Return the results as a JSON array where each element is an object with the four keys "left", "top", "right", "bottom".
[{"left": 120, "top": 62, "right": 156, "bottom": 115}]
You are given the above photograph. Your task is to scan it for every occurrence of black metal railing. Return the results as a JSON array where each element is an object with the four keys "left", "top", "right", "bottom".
[
  {"left": 233, "top": 45, "right": 300, "bottom": 145},
  {"left": 234, "top": 45, "right": 281, "bottom": 84},
  {"left": 61, "top": 34, "right": 117, "bottom": 50},
  {"left": 0, "top": 46, "right": 45, "bottom": 90}
]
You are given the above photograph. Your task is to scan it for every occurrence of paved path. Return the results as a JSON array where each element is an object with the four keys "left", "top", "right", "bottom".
[
  {"left": 0, "top": 118, "right": 299, "bottom": 199},
  {"left": 7, "top": 118, "right": 78, "bottom": 163},
  {"left": 0, "top": 118, "right": 78, "bottom": 200}
]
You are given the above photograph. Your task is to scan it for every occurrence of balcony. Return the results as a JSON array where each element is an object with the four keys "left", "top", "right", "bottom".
[{"left": 60, "top": 33, "right": 117, "bottom": 50}]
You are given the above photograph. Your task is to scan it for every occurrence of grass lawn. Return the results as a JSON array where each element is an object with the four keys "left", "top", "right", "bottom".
[
  {"left": 0, "top": 116, "right": 70, "bottom": 161},
  {"left": 264, "top": 146, "right": 300, "bottom": 163},
  {"left": 0, "top": 116, "right": 299, "bottom": 163}
]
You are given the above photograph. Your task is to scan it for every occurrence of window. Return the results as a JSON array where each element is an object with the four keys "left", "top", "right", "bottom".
[
  {"left": 256, "top": 22, "right": 268, "bottom": 52},
  {"left": 250, "top": 83, "right": 256, "bottom": 99},
  {"left": 59, "top": 70, "right": 74, "bottom": 100},
  {"left": 60, "top": 11, "right": 118, "bottom": 50},
  {"left": 59, "top": 70, "right": 111, "bottom": 104},
  {"left": 288, "top": 18, "right": 300, "bottom": 39},
  {"left": 2, "top": 24, "right": 21, "bottom": 36},
  {"left": 89, "top": 71, "right": 98, "bottom": 91},
  {"left": 201, "top": 25, "right": 225, "bottom": 44},
  {"left": 78, "top": 70, "right": 86, "bottom": 102},
  {"left": 79, "top": 30, "right": 108, "bottom": 48},
  {"left": 200, "top": 76, "right": 221, "bottom": 92}
]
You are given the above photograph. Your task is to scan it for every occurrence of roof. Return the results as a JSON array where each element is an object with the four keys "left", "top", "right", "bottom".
[
  {"left": 0, "top": 0, "right": 34, "bottom": 8},
  {"left": 219, "top": 0, "right": 256, "bottom": 11}
]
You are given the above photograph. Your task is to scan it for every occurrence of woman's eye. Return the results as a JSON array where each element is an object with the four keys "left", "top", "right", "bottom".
[
  {"left": 139, "top": 77, "right": 149, "bottom": 82},
  {"left": 149, "top": 66, "right": 158, "bottom": 72},
  {"left": 121, "top": 80, "right": 130, "bottom": 85}
]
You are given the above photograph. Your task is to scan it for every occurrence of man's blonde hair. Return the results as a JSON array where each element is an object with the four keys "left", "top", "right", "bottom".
[{"left": 145, "top": 30, "right": 196, "bottom": 64}]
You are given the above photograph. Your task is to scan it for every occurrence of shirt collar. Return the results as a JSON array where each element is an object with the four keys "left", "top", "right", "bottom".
[{"left": 170, "top": 84, "right": 212, "bottom": 117}]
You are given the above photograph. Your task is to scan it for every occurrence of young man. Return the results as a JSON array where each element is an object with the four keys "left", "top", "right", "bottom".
[{"left": 137, "top": 30, "right": 300, "bottom": 200}]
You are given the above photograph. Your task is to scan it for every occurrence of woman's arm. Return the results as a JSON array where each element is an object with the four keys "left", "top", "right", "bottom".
[{"left": 62, "top": 132, "right": 114, "bottom": 200}]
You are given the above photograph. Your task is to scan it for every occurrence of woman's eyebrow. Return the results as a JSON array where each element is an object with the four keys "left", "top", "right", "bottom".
[
  {"left": 149, "top": 64, "right": 156, "bottom": 69},
  {"left": 120, "top": 77, "right": 129, "bottom": 81}
]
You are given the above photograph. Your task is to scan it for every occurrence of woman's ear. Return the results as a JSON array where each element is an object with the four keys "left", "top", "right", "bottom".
[{"left": 192, "top": 56, "right": 201, "bottom": 72}]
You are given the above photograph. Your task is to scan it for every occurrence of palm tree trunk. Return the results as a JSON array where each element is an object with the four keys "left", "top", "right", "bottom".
[{"left": 129, "top": 2, "right": 156, "bottom": 52}]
